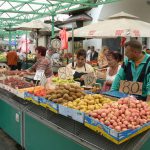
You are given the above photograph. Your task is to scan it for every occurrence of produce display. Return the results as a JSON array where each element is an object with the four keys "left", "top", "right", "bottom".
[
  {"left": 89, "top": 97, "right": 150, "bottom": 132},
  {"left": 27, "top": 54, "right": 36, "bottom": 61},
  {"left": 19, "top": 86, "right": 46, "bottom": 96},
  {"left": 0, "top": 77, "right": 34, "bottom": 89},
  {"left": 5, "top": 70, "right": 30, "bottom": 76},
  {"left": 63, "top": 94, "right": 113, "bottom": 114},
  {"left": 0, "top": 65, "right": 149, "bottom": 145},
  {"left": 51, "top": 77, "right": 75, "bottom": 84},
  {"left": 0, "top": 52, "right": 6, "bottom": 62},
  {"left": 45, "top": 84, "right": 85, "bottom": 104}
]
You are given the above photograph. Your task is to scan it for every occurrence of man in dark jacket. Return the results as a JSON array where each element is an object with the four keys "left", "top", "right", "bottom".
[{"left": 90, "top": 46, "right": 98, "bottom": 61}]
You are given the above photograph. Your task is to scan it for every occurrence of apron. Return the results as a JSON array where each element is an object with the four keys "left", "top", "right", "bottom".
[
  {"left": 72, "top": 62, "right": 87, "bottom": 86},
  {"left": 122, "top": 57, "right": 150, "bottom": 101}
]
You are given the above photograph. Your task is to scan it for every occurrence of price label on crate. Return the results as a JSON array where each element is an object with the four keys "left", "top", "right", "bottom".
[
  {"left": 119, "top": 80, "right": 143, "bottom": 95},
  {"left": 34, "top": 70, "right": 45, "bottom": 80},
  {"left": 82, "top": 72, "right": 96, "bottom": 86}
]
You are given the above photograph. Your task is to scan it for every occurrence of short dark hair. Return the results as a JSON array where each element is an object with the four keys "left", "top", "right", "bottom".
[
  {"left": 124, "top": 40, "right": 142, "bottom": 51},
  {"left": 76, "top": 49, "right": 86, "bottom": 59},
  {"left": 91, "top": 46, "right": 95, "bottom": 50},
  {"left": 107, "top": 51, "right": 123, "bottom": 62},
  {"left": 35, "top": 46, "right": 47, "bottom": 56}
]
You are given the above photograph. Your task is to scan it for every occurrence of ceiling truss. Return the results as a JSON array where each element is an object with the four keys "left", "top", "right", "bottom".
[{"left": 0, "top": 0, "right": 121, "bottom": 37}]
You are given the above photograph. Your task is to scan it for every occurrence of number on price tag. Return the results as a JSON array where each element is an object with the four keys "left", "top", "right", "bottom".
[
  {"left": 119, "top": 80, "right": 143, "bottom": 95},
  {"left": 34, "top": 70, "right": 45, "bottom": 80},
  {"left": 83, "top": 73, "right": 96, "bottom": 86},
  {"left": 58, "top": 67, "right": 73, "bottom": 79}
]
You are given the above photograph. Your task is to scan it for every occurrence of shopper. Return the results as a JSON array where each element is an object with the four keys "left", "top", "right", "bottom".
[
  {"left": 111, "top": 40, "right": 150, "bottom": 101},
  {"left": 98, "top": 46, "right": 109, "bottom": 69},
  {"left": 90, "top": 46, "right": 98, "bottom": 61},
  {"left": 86, "top": 46, "right": 91, "bottom": 62},
  {"left": 101, "top": 51, "right": 122, "bottom": 92},
  {"left": 67, "top": 49, "right": 94, "bottom": 85},
  {"left": 17, "top": 50, "right": 26, "bottom": 70},
  {"left": 146, "top": 49, "right": 150, "bottom": 54},
  {"left": 27, "top": 46, "right": 53, "bottom": 78},
  {"left": 6, "top": 49, "right": 18, "bottom": 70}
]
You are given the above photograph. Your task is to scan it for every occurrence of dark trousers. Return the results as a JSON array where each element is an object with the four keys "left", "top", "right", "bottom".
[
  {"left": 17, "top": 62, "right": 22, "bottom": 70},
  {"left": 9, "top": 65, "right": 17, "bottom": 70}
]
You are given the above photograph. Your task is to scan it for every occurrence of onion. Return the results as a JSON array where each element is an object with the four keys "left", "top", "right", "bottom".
[
  {"left": 101, "top": 113, "right": 107, "bottom": 118},
  {"left": 115, "top": 126, "right": 121, "bottom": 132},
  {"left": 122, "top": 128, "right": 128, "bottom": 131}
]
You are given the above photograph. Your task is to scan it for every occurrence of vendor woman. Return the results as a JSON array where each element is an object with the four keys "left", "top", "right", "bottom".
[
  {"left": 67, "top": 49, "right": 94, "bottom": 85},
  {"left": 27, "top": 46, "right": 53, "bottom": 78},
  {"left": 111, "top": 40, "right": 150, "bottom": 101}
]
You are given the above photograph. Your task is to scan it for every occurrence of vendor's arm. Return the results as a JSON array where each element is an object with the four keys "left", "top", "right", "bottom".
[
  {"left": 146, "top": 73, "right": 150, "bottom": 101},
  {"left": 111, "top": 67, "right": 126, "bottom": 91},
  {"left": 28, "top": 62, "right": 37, "bottom": 72},
  {"left": 147, "top": 96, "right": 150, "bottom": 102},
  {"left": 105, "top": 80, "right": 113, "bottom": 85}
]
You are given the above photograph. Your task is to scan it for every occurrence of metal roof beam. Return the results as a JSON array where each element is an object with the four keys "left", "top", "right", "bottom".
[
  {"left": 50, "top": 0, "right": 96, "bottom": 6},
  {"left": 4, "top": 0, "right": 54, "bottom": 6},
  {"left": 0, "top": 9, "right": 52, "bottom": 15}
]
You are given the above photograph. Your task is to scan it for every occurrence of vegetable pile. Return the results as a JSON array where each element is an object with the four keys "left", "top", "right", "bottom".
[{"left": 89, "top": 97, "right": 150, "bottom": 132}]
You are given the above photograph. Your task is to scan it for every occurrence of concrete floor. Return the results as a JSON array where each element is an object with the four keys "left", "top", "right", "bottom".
[{"left": 0, "top": 129, "right": 22, "bottom": 150}]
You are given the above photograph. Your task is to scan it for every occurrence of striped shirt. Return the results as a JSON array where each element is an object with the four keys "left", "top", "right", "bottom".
[{"left": 29, "top": 57, "right": 53, "bottom": 78}]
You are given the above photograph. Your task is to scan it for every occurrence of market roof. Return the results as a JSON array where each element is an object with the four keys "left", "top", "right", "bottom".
[{"left": 0, "top": 0, "right": 121, "bottom": 37}]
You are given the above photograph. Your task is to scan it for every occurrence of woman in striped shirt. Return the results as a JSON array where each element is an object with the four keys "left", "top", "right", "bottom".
[{"left": 28, "top": 46, "right": 53, "bottom": 78}]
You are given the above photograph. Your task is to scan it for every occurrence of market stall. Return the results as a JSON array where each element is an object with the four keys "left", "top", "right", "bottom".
[
  {"left": 0, "top": 86, "right": 150, "bottom": 150},
  {"left": 0, "top": 69, "right": 149, "bottom": 150}
]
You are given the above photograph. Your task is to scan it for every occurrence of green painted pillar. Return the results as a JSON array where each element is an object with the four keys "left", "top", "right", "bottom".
[
  {"left": 14, "top": 31, "right": 17, "bottom": 49},
  {"left": 8, "top": 24, "right": 12, "bottom": 50},
  {"left": 51, "top": 13, "right": 56, "bottom": 38}
]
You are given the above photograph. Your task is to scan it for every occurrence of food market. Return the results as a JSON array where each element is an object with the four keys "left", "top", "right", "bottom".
[{"left": 0, "top": 0, "right": 150, "bottom": 150}]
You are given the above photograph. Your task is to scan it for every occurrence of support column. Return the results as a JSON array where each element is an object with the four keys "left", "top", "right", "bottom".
[
  {"left": 147, "top": 38, "right": 150, "bottom": 49},
  {"left": 51, "top": 13, "right": 56, "bottom": 38},
  {"left": 8, "top": 24, "right": 12, "bottom": 50}
]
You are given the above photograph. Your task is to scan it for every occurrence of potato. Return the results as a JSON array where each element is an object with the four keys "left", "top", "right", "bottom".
[
  {"left": 67, "top": 97, "right": 74, "bottom": 101},
  {"left": 88, "top": 100, "right": 95, "bottom": 105}
]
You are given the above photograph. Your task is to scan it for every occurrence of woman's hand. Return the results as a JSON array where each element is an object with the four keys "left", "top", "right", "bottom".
[{"left": 105, "top": 80, "right": 112, "bottom": 85}]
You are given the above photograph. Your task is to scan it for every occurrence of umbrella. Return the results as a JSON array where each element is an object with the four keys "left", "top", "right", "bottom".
[
  {"left": 15, "top": 20, "right": 59, "bottom": 46},
  {"left": 38, "top": 26, "right": 60, "bottom": 36},
  {"left": 16, "top": 20, "right": 51, "bottom": 30},
  {"left": 71, "top": 12, "right": 150, "bottom": 38}
]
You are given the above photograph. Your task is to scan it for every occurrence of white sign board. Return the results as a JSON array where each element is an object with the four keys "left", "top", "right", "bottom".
[{"left": 34, "top": 70, "right": 45, "bottom": 80}]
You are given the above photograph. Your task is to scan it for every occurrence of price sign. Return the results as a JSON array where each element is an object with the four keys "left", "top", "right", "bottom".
[
  {"left": 34, "top": 70, "right": 45, "bottom": 80},
  {"left": 119, "top": 80, "right": 143, "bottom": 95},
  {"left": 58, "top": 67, "right": 73, "bottom": 79},
  {"left": 82, "top": 72, "right": 96, "bottom": 86},
  {"left": 65, "top": 67, "right": 73, "bottom": 79},
  {"left": 39, "top": 74, "right": 47, "bottom": 86},
  {"left": 58, "top": 67, "right": 66, "bottom": 79}
]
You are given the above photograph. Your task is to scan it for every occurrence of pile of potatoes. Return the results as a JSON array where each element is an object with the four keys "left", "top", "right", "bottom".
[
  {"left": 63, "top": 94, "right": 113, "bottom": 114},
  {"left": 45, "top": 84, "right": 85, "bottom": 104}
]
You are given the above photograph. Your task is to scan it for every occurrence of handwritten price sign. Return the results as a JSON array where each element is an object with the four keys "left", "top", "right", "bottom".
[
  {"left": 119, "top": 80, "right": 143, "bottom": 95},
  {"left": 34, "top": 70, "right": 45, "bottom": 80},
  {"left": 58, "top": 67, "right": 73, "bottom": 79},
  {"left": 82, "top": 73, "right": 96, "bottom": 86}
]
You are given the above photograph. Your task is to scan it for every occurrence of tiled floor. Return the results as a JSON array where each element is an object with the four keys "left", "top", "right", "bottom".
[{"left": 0, "top": 129, "right": 22, "bottom": 150}]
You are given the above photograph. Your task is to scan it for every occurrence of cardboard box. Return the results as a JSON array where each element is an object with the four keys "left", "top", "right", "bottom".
[
  {"left": 46, "top": 100, "right": 58, "bottom": 114},
  {"left": 84, "top": 115, "right": 150, "bottom": 144},
  {"left": 24, "top": 92, "right": 39, "bottom": 105},
  {"left": 38, "top": 97, "right": 48, "bottom": 108},
  {"left": 59, "top": 104, "right": 84, "bottom": 123}
]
